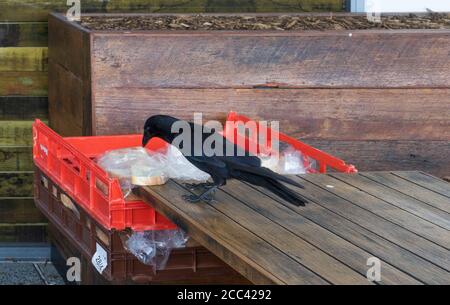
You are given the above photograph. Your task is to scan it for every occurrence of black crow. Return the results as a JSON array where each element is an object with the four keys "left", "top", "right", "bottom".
[{"left": 142, "top": 115, "right": 307, "bottom": 206}]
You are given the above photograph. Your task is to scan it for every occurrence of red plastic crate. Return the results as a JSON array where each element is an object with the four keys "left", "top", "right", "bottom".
[
  {"left": 223, "top": 112, "right": 357, "bottom": 174},
  {"left": 35, "top": 167, "right": 248, "bottom": 284},
  {"left": 33, "top": 113, "right": 356, "bottom": 231},
  {"left": 33, "top": 119, "right": 176, "bottom": 232}
]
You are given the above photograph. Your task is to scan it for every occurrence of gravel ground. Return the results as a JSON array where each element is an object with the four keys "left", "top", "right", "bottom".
[
  {"left": 0, "top": 262, "right": 65, "bottom": 285},
  {"left": 80, "top": 13, "right": 450, "bottom": 31}
]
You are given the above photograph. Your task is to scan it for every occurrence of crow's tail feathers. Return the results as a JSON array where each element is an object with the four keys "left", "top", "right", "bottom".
[
  {"left": 229, "top": 161, "right": 305, "bottom": 189},
  {"left": 236, "top": 171, "right": 308, "bottom": 206},
  {"left": 265, "top": 178, "right": 308, "bottom": 206}
]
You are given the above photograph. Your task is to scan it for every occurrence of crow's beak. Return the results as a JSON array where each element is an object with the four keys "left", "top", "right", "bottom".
[{"left": 142, "top": 131, "right": 154, "bottom": 147}]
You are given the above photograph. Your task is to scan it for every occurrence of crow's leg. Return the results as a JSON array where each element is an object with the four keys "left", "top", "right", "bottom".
[
  {"left": 183, "top": 182, "right": 215, "bottom": 191},
  {"left": 182, "top": 186, "right": 218, "bottom": 203}
]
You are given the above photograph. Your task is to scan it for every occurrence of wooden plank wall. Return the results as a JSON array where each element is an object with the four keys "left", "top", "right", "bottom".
[
  {"left": 92, "top": 32, "right": 450, "bottom": 177},
  {"left": 0, "top": 1, "right": 345, "bottom": 242}
]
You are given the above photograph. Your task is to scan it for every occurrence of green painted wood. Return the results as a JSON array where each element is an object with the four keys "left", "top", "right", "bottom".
[
  {"left": 0, "top": 172, "right": 33, "bottom": 197},
  {"left": 0, "top": 96, "right": 48, "bottom": 120},
  {"left": 0, "top": 22, "right": 48, "bottom": 47},
  {"left": 0, "top": 146, "right": 32, "bottom": 171},
  {"left": 0, "top": 0, "right": 345, "bottom": 22},
  {"left": 0, "top": 198, "right": 46, "bottom": 224},
  {"left": 0, "top": 72, "right": 47, "bottom": 96},
  {"left": 0, "top": 47, "right": 48, "bottom": 72},
  {"left": 0, "top": 120, "right": 47, "bottom": 146}
]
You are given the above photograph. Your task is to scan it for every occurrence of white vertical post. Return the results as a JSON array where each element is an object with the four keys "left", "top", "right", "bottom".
[{"left": 351, "top": 0, "right": 366, "bottom": 13}]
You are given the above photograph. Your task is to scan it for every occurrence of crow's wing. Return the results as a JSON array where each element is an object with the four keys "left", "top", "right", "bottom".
[
  {"left": 223, "top": 157, "right": 304, "bottom": 189},
  {"left": 186, "top": 121, "right": 262, "bottom": 168},
  {"left": 187, "top": 155, "right": 226, "bottom": 169},
  {"left": 185, "top": 155, "right": 230, "bottom": 183}
]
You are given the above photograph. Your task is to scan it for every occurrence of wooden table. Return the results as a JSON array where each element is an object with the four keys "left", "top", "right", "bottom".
[{"left": 138, "top": 171, "right": 450, "bottom": 285}]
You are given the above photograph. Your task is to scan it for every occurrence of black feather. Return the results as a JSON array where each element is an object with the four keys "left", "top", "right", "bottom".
[{"left": 143, "top": 115, "right": 307, "bottom": 206}]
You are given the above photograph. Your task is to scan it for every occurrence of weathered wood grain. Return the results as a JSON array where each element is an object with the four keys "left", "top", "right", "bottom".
[
  {"left": 48, "top": 61, "right": 85, "bottom": 136},
  {"left": 0, "top": 224, "right": 47, "bottom": 242},
  {"left": 0, "top": 96, "right": 48, "bottom": 120},
  {"left": 303, "top": 140, "right": 450, "bottom": 178},
  {"left": 0, "top": 22, "right": 48, "bottom": 47},
  {"left": 49, "top": 13, "right": 450, "bottom": 178},
  {"left": 0, "top": 71, "right": 47, "bottom": 96},
  {"left": 92, "top": 31, "right": 450, "bottom": 89},
  {"left": 138, "top": 171, "right": 450, "bottom": 284},
  {"left": 222, "top": 180, "right": 420, "bottom": 284},
  {"left": 288, "top": 176, "right": 450, "bottom": 270},
  {"left": 240, "top": 181, "right": 450, "bottom": 284},
  {"left": 0, "top": 146, "right": 32, "bottom": 171},
  {"left": 0, "top": 47, "right": 48, "bottom": 71},
  {"left": 393, "top": 171, "right": 450, "bottom": 198},
  {"left": 0, "top": 120, "right": 46, "bottom": 146},
  {"left": 0, "top": 0, "right": 345, "bottom": 22},
  {"left": 0, "top": 198, "right": 46, "bottom": 224},
  {"left": 94, "top": 88, "right": 450, "bottom": 177},
  {"left": 94, "top": 88, "right": 450, "bottom": 140},
  {"left": 48, "top": 14, "right": 89, "bottom": 79},
  {"left": 138, "top": 180, "right": 329, "bottom": 285},
  {"left": 360, "top": 172, "right": 450, "bottom": 214},
  {"left": 48, "top": 13, "right": 92, "bottom": 135},
  {"left": 304, "top": 173, "right": 450, "bottom": 246},
  {"left": 0, "top": 172, "right": 33, "bottom": 197},
  {"left": 181, "top": 181, "right": 370, "bottom": 284}
]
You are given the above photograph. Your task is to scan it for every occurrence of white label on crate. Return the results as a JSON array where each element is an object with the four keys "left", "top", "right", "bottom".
[
  {"left": 60, "top": 194, "right": 81, "bottom": 220},
  {"left": 39, "top": 144, "right": 48, "bottom": 156},
  {"left": 91, "top": 243, "right": 108, "bottom": 274}
]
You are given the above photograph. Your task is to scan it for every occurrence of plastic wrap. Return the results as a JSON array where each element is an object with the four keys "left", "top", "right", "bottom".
[
  {"left": 97, "top": 145, "right": 210, "bottom": 196},
  {"left": 259, "top": 145, "right": 316, "bottom": 175},
  {"left": 121, "top": 228, "right": 189, "bottom": 270}
]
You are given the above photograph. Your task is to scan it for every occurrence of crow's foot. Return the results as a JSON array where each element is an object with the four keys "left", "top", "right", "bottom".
[
  {"left": 182, "top": 186, "right": 218, "bottom": 203},
  {"left": 183, "top": 182, "right": 215, "bottom": 191},
  {"left": 182, "top": 193, "right": 216, "bottom": 204}
]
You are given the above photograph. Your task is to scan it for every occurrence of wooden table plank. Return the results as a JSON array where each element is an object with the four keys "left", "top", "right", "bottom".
[
  {"left": 243, "top": 182, "right": 450, "bottom": 284},
  {"left": 393, "top": 171, "right": 450, "bottom": 198},
  {"left": 179, "top": 181, "right": 370, "bottom": 285},
  {"left": 303, "top": 173, "right": 450, "bottom": 248},
  {"left": 223, "top": 181, "right": 421, "bottom": 285},
  {"left": 138, "top": 171, "right": 450, "bottom": 284},
  {"left": 138, "top": 180, "right": 328, "bottom": 285},
  {"left": 361, "top": 172, "right": 450, "bottom": 214},
  {"left": 330, "top": 173, "right": 450, "bottom": 231},
  {"left": 287, "top": 176, "right": 450, "bottom": 270}
]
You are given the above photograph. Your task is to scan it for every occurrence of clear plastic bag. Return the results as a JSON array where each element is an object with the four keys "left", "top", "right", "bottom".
[
  {"left": 163, "top": 145, "right": 211, "bottom": 181},
  {"left": 120, "top": 228, "right": 189, "bottom": 270},
  {"left": 123, "top": 231, "right": 156, "bottom": 266},
  {"left": 259, "top": 145, "right": 316, "bottom": 175},
  {"left": 96, "top": 147, "right": 157, "bottom": 196},
  {"left": 97, "top": 145, "right": 210, "bottom": 196}
]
